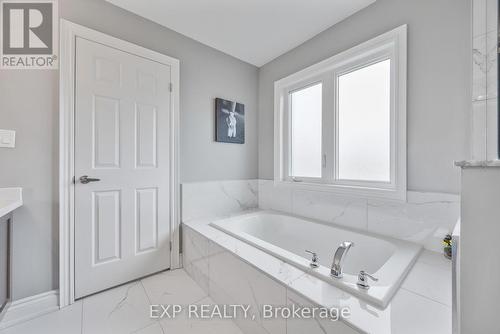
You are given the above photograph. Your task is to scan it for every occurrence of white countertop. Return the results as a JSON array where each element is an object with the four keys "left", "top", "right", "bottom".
[
  {"left": 0, "top": 187, "right": 23, "bottom": 218},
  {"left": 455, "top": 160, "right": 500, "bottom": 168},
  {"left": 184, "top": 211, "right": 452, "bottom": 334}
]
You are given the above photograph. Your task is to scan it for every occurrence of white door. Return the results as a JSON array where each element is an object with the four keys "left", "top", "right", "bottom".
[{"left": 74, "top": 37, "right": 172, "bottom": 298}]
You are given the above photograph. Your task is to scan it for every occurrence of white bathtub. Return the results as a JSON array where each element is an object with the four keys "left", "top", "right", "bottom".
[{"left": 210, "top": 210, "right": 421, "bottom": 308}]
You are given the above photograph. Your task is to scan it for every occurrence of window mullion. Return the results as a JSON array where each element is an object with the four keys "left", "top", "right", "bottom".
[
  {"left": 332, "top": 70, "right": 340, "bottom": 185},
  {"left": 322, "top": 73, "right": 335, "bottom": 184},
  {"left": 283, "top": 91, "right": 291, "bottom": 180},
  {"left": 321, "top": 78, "right": 327, "bottom": 183}
]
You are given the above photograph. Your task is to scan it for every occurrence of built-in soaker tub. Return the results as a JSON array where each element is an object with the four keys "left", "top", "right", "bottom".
[{"left": 210, "top": 210, "right": 422, "bottom": 308}]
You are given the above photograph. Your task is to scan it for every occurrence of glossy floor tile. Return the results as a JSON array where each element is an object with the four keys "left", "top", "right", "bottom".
[
  {"left": 81, "top": 281, "right": 155, "bottom": 334},
  {"left": 159, "top": 296, "right": 243, "bottom": 334},
  {"left": 0, "top": 269, "right": 243, "bottom": 334}
]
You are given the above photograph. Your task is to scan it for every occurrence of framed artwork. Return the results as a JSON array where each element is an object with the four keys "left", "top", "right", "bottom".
[{"left": 215, "top": 98, "right": 245, "bottom": 144}]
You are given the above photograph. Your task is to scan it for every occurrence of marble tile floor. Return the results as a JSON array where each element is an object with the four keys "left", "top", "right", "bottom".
[{"left": 0, "top": 270, "right": 244, "bottom": 334}]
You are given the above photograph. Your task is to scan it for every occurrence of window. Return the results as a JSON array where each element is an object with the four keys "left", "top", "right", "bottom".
[
  {"left": 274, "top": 26, "right": 407, "bottom": 200},
  {"left": 290, "top": 83, "right": 322, "bottom": 178},
  {"left": 337, "top": 59, "right": 391, "bottom": 182}
]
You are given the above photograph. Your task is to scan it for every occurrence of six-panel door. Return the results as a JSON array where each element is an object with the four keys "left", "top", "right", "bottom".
[{"left": 74, "top": 37, "right": 171, "bottom": 298}]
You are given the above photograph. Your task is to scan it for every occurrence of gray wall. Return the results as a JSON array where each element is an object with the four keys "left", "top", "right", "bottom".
[
  {"left": 460, "top": 167, "right": 500, "bottom": 333},
  {"left": 258, "top": 0, "right": 471, "bottom": 194},
  {"left": 0, "top": 71, "right": 60, "bottom": 300},
  {"left": 0, "top": 0, "right": 471, "bottom": 301},
  {"left": 0, "top": 0, "right": 258, "bottom": 299}
]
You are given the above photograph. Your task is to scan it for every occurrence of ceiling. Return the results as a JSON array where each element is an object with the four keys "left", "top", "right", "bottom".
[{"left": 105, "top": 0, "right": 376, "bottom": 67}]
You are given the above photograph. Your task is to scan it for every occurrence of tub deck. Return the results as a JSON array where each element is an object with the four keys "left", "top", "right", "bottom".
[
  {"left": 183, "top": 210, "right": 452, "bottom": 334},
  {"left": 210, "top": 211, "right": 421, "bottom": 307}
]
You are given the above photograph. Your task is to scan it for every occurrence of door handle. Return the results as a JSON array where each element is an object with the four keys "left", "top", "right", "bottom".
[{"left": 79, "top": 175, "right": 101, "bottom": 184}]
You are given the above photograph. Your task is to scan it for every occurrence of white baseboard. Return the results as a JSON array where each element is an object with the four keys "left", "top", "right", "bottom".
[{"left": 0, "top": 290, "right": 59, "bottom": 330}]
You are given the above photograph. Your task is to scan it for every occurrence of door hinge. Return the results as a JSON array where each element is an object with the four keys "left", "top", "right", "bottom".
[
  {"left": 72, "top": 176, "right": 76, "bottom": 184},
  {"left": 169, "top": 83, "right": 173, "bottom": 92},
  {"left": 169, "top": 241, "right": 172, "bottom": 251},
  {"left": 322, "top": 154, "right": 327, "bottom": 168}
]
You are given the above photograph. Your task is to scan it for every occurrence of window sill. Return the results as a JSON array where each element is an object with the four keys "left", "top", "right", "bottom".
[{"left": 274, "top": 180, "right": 407, "bottom": 202}]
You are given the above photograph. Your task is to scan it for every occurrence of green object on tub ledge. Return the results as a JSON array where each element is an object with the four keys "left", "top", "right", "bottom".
[{"left": 443, "top": 234, "right": 452, "bottom": 260}]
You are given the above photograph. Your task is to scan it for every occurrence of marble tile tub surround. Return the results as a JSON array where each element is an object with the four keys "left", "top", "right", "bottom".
[
  {"left": 181, "top": 179, "right": 258, "bottom": 222},
  {"left": 258, "top": 180, "right": 460, "bottom": 252},
  {"left": 180, "top": 179, "right": 459, "bottom": 252},
  {"left": 183, "top": 218, "right": 452, "bottom": 334}
]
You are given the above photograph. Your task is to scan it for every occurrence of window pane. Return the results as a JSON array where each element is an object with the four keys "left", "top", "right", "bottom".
[
  {"left": 337, "top": 59, "right": 391, "bottom": 182},
  {"left": 290, "top": 83, "right": 322, "bottom": 178}
]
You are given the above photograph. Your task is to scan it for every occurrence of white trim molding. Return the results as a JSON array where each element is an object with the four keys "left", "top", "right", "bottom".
[
  {"left": 0, "top": 290, "right": 59, "bottom": 330},
  {"left": 274, "top": 25, "right": 407, "bottom": 201},
  {"left": 59, "top": 19, "right": 181, "bottom": 308}
]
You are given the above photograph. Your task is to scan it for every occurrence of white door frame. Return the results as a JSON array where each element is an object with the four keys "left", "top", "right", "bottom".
[{"left": 58, "top": 19, "right": 180, "bottom": 308}]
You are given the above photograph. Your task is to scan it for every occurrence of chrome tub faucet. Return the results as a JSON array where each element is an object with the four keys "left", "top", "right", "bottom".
[{"left": 331, "top": 241, "right": 354, "bottom": 278}]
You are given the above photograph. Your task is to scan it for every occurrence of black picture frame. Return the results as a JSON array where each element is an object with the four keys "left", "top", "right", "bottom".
[{"left": 215, "top": 98, "right": 245, "bottom": 144}]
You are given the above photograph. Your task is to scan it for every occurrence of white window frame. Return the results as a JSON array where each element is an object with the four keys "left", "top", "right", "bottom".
[
  {"left": 274, "top": 25, "right": 407, "bottom": 201},
  {"left": 284, "top": 76, "right": 329, "bottom": 183}
]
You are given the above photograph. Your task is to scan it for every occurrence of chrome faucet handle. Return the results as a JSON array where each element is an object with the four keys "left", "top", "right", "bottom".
[
  {"left": 357, "top": 270, "right": 379, "bottom": 289},
  {"left": 305, "top": 250, "right": 319, "bottom": 268}
]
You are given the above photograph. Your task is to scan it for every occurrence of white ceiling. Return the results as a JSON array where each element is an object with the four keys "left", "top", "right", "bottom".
[{"left": 105, "top": 0, "right": 376, "bottom": 67}]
